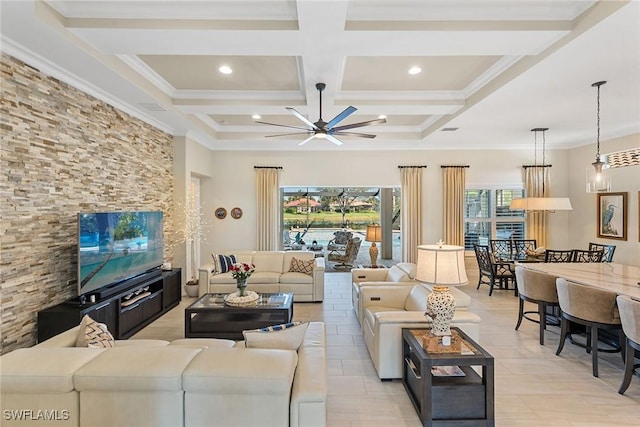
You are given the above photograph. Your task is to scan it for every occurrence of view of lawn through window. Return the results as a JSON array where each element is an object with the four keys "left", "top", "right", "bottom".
[
  {"left": 464, "top": 188, "right": 526, "bottom": 250},
  {"left": 281, "top": 187, "right": 401, "bottom": 249}
]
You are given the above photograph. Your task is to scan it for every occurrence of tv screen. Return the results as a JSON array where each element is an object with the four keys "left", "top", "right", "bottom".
[{"left": 77, "top": 211, "right": 164, "bottom": 296}]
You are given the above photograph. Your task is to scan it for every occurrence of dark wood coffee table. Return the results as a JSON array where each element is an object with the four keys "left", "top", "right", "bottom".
[{"left": 184, "top": 292, "right": 294, "bottom": 340}]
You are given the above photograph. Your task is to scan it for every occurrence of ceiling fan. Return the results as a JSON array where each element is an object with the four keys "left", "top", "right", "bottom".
[{"left": 255, "top": 82, "right": 386, "bottom": 146}]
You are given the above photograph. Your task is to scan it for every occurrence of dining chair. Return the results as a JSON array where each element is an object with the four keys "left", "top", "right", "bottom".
[
  {"left": 514, "top": 267, "right": 559, "bottom": 345},
  {"left": 512, "top": 239, "right": 537, "bottom": 260},
  {"left": 474, "top": 244, "right": 517, "bottom": 296},
  {"left": 572, "top": 249, "right": 604, "bottom": 263},
  {"left": 588, "top": 242, "right": 616, "bottom": 262},
  {"left": 616, "top": 295, "right": 640, "bottom": 394},
  {"left": 544, "top": 249, "right": 574, "bottom": 263},
  {"left": 555, "top": 278, "right": 623, "bottom": 377},
  {"left": 489, "top": 239, "right": 511, "bottom": 260}
]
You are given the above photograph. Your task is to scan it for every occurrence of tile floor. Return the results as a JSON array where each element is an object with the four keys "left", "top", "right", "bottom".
[{"left": 135, "top": 267, "right": 640, "bottom": 426}]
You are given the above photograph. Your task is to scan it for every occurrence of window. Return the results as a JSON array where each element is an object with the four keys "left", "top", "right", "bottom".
[{"left": 464, "top": 188, "right": 525, "bottom": 250}]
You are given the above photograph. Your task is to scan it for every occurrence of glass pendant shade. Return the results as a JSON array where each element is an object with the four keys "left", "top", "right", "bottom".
[
  {"left": 586, "top": 81, "right": 610, "bottom": 193},
  {"left": 586, "top": 157, "right": 611, "bottom": 192}
]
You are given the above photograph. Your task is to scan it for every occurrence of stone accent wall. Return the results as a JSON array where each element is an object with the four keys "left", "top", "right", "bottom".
[{"left": 0, "top": 54, "right": 175, "bottom": 353}]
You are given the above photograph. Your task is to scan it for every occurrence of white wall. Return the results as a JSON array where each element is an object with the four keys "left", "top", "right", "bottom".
[
  {"left": 567, "top": 133, "right": 640, "bottom": 266},
  {"left": 173, "top": 135, "right": 216, "bottom": 284},
  {"left": 196, "top": 147, "right": 572, "bottom": 260}
]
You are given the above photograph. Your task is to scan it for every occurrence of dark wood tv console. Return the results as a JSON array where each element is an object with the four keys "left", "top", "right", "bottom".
[{"left": 37, "top": 268, "right": 181, "bottom": 342}]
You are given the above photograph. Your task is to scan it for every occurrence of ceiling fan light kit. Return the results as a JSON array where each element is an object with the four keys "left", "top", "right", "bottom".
[{"left": 256, "top": 82, "right": 386, "bottom": 146}]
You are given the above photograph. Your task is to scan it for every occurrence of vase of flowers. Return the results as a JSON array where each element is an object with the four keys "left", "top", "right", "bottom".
[{"left": 229, "top": 262, "right": 255, "bottom": 296}]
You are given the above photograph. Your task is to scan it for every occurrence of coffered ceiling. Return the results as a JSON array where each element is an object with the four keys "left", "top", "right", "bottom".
[{"left": 1, "top": 0, "right": 638, "bottom": 151}]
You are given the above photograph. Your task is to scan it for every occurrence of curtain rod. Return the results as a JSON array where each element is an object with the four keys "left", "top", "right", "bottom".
[
  {"left": 440, "top": 165, "right": 469, "bottom": 168},
  {"left": 254, "top": 166, "right": 283, "bottom": 169},
  {"left": 398, "top": 165, "right": 427, "bottom": 169},
  {"left": 522, "top": 164, "right": 552, "bottom": 168}
]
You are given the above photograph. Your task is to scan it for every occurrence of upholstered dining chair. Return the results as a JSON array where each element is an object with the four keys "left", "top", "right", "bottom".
[
  {"left": 572, "top": 249, "right": 604, "bottom": 263},
  {"left": 514, "top": 267, "right": 559, "bottom": 345},
  {"left": 555, "top": 278, "right": 623, "bottom": 377},
  {"left": 474, "top": 244, "right": 517, "bottom": 296},
  {"left": 616, "top": 295, "right": 640, "bottom": 394},
  {"left": 588, "top": 242, "right": 616, "bottom": 262},
  {"left": 544, "top": 249, "right": 574, "bottom": 263}
]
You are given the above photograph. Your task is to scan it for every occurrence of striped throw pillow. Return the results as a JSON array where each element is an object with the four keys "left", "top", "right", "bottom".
[{"left": 211, "top": 254, "right": 237, "bottom": 273}]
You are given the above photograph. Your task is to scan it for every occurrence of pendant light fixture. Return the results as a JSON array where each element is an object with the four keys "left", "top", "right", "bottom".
[
  {"left": 510, "top": 128, "right": 572, "bottom": 211},
  {"left": 586, "top": 81, "right": 611, "bottom": 192}
]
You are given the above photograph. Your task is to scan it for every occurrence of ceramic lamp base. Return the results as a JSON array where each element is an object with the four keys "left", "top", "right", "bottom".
[
  {"left": 369, "top": 242, "right": 379, "bottom": 268},
  {"left": 426, "top": 286, "right": 456, "bottom": 336}
]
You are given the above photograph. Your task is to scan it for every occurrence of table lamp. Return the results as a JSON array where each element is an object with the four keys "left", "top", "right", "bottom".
[
  {"left": 365, "top": 224, "right": 382, "bottom": 268},
  {"left": 415, "top": 242, "right": 468, "bottom": 336}
]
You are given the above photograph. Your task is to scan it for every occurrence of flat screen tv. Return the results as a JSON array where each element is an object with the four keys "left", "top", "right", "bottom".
[{"left": 77, "top": 211, "right": 164, "bottom": 297}]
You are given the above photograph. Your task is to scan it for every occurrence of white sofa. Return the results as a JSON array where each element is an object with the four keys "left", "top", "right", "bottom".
[
  {"left": 351, "top": 263, "right": 417, "bottom": 325},
  {"left": 0, "top": 323, "right": 327, "bottom": 427},
  {"left": 360, "top": 284, "right": 481, "bottom": 380},
  {"left": 198, "top": 251, "right": 325, "bottom": 302}
]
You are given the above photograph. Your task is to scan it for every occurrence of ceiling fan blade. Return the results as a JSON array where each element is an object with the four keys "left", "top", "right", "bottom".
[
  {"left": 326, "top": 106, "right": 357, "bottom": 129},
  {"left": 331, "top": 118, "right": 387, "bottom": 132},
  {"left": 255, "top": 121, "right": 311, "bottom": 131},
  {"left": 286, "top": 107, "right": 318, "bottom": 130},
  {"left": 298, "top": 135, "right": 316, "bottom": 146},
  {"left": 265, "top": 131, "right": 314, "bottom": 138},
  {"left": 326, "top": 134, "right": 344, "bottom": 146},
  {"left": 332, "top": 131, "right": 377, "bottom": 139}
]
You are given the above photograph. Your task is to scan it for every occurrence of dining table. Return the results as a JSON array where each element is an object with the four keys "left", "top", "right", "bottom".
[{"left": 517, "top": 262, "right": 640, "bottom": 299}]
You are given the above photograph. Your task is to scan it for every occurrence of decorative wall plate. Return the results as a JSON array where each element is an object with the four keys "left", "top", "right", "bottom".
[
  {"left": 215, "top": 207, "right": 227, "bottom": 219},
  {"left": 231, "top": 207, "right": 243, "bottom": 219}
]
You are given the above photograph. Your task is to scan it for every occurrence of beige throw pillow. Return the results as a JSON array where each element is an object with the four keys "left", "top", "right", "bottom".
[
  {"left": 76, "top": 315, "right": 115, "bottom": 348},
  {"left": 289, "top": 257, "right": 314, "bottom": 276},
  {"left": 242, "top": 321, "right": 309, "bottom": 351}
]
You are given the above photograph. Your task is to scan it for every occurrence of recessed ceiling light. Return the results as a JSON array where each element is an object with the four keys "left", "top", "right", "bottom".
[
  {"left": 408, "top": 66, "right": 422, "bottom": 75},
  {"left": 218, "top": 65, "right": 233, "bottom": 74},
  {"left": 252, "top": 114, "right": 261, "bottom": 120},
  {"left": 378, "top": 115, "right": 387, "bottom": 120}
]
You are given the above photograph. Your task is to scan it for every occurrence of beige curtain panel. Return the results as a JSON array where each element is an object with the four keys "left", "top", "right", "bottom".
[
  {"left": 525, "top": 166, "right": 550, "bottom": 248},
  {"left": 255, "top": 167, "right": 281, "bottom": 251},
  {"left": 442, "top": 166, "right": 466, "bottom": 246},
  {"left": 399, "top": 166, "right": 424, "bottom": 263}
]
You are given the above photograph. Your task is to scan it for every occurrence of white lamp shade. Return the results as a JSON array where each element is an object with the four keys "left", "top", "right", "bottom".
[
  {"left": 415, "top": 245, "right": 468, "bottom": 286},
  {"left": 509, "top": 197, "right": 572, "bottom": 211},
  {"left": 365, "top": 224, "right": 382, "bottom": 242}
]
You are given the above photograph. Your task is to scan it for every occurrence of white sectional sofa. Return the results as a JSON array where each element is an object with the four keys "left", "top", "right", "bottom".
[
  {"left": 360, "top": 283, "right": 481, "bottom": 380},
  {"left": 198, "top": 251, "right": 324, "bottom": 302},
  {"left": 0, "top": 322, "right": 327, "bottom": 427}
]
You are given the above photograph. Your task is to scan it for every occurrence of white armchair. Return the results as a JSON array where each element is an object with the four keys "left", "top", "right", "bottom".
[
  {"left": 360, "top": 284, "right": 481, "bottom": 380},
  {"left": 351, "top": 263, "right": 417, "bottom": 325}
]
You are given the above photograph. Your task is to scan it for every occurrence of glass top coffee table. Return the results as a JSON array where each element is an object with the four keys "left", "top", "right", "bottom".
[{"left": 184, "top": 292, "right": 294, "bottom": 340}]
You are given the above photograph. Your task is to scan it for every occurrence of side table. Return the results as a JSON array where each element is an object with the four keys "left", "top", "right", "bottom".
[{"left": 402, "top": 327, "right": 494, "bottom": 427}]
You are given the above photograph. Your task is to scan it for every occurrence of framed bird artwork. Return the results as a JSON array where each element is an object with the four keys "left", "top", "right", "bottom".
[{"left": 597, "top": 192, "right": 627, "bottom": 240}]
